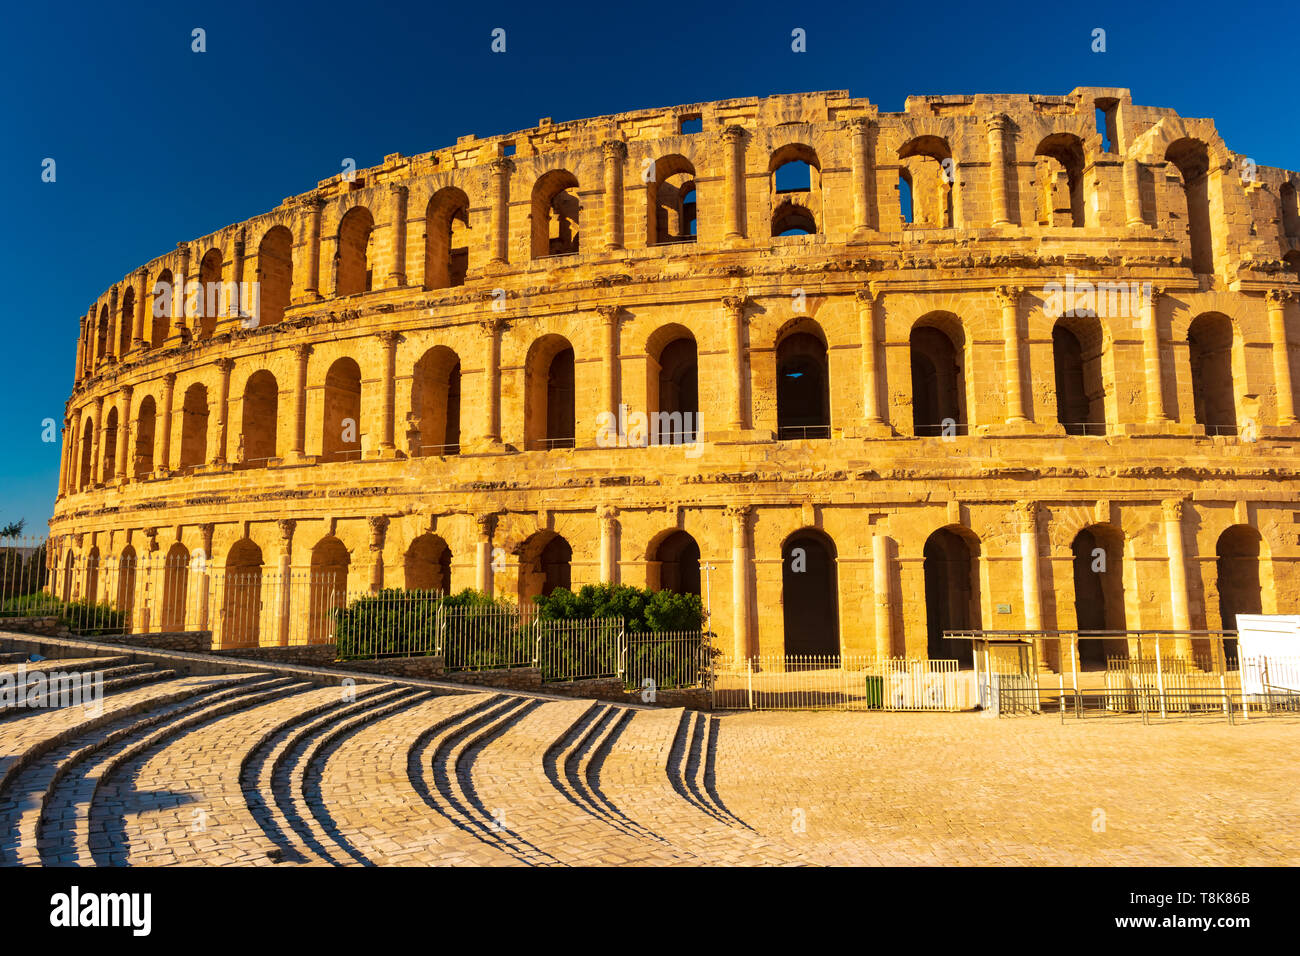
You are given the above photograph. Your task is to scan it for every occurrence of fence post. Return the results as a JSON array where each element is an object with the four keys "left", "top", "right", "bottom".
[
  {"left": 746, "top": 658, "right": 753, "bottom": 711},
  {"left": 1154, "top": 638, "right": 1167, "bottom": 720}
]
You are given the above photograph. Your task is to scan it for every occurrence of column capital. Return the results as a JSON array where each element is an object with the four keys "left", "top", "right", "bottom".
[
  {"left": 1266, "top": 288, "right": 1295, "bottom": 307},
  {"left": 1161, "top": 498, "right": 1187, "bottom": 522},
  {"left": 377, "top": 329, "right": 404, "bottom": 347},
  {"left": 723, "top": 503, "right": 754, "bottom": 523},
  {"left": 163, "top": 371, "right": 177, "bottom": 387},
  {"left": 854, "top": 288, "right": 877, "bottom": 306},
  {"left": 984, "top": 112, "right": 1012, "bottom": 134},
  {"left": 595, "top": 304, "right": 623, "bottom": 325},
  {"left": 994, "top": 284, "right": 1024, "bottom": 307},
  {"left": 597, "top": 504, "right": 619, "bottom": 521},
  {"left": 478, "top": 316, "right": 509, "bottom": 335},
  {"left": 476, "top": 512, "right": 498, "bottom": 539},
  {"left": 135, "top": 266, "right": 149, "bottom": 280},
  {"left": 722, "top": 294, "right": 750, "bottom": 316},
  {"left": 175, "top": 242, "right": 190, "bottom": 257},
  {"left": 298, "top": 193, "right": 326, "bottom": 211},
  {"left": 387, "top": 182, "right": 408, "bottom": 198},
  {"left": 199, "top": 523, "right": 215, "bottom": 552},
  {"left": 214, "top": 357, "right": 235, "bottom": 374},
  {"left": 1014, "top": 500, "right": 1039, "bottom": 533},
  {"left": 277, "top": 518, "right": 296, "bottom": 545},
  {"left": 120, "top": 382, "right": 134, "bottom": 399},
  {"left": 849, "top": 116, "right": 878, "bottom": 133},
  {"left": 489, "top": 157, "right": 516, "bottom": 176},
  {"left": 720, "top": 125, "right": 748, "bottom": 144},
  {"left": 601, "top": 139, "right": 628, "bottom": 162},
  {"left": 367, "top": 515, "right": 389, "bottom": 548},
  {"left": 292, "top": 343, "right": 313, "bottom": 361}
]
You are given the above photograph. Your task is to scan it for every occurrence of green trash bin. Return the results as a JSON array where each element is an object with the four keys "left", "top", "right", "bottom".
[{"left": 864, "top": 674, "right": 883, "bottom": 709}]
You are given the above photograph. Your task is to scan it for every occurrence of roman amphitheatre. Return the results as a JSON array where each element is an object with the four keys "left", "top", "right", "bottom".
[{"left": 2, "top": 87, "right": 1298, "bottom": 867}]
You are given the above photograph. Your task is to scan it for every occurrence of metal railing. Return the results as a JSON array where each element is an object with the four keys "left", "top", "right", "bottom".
[
  {"left": 776, "top": 424, "right": 831, "bottom": 440},
  {"left": 525, "top": 437, "right": 576, "bottom": 451},
  {"left": 624, "top": 630, "right": 713, "bottom": 692},
  {"left": 711, "top": 655, "right": 967, "bottom": 711},
  {"left": 1062, "top": 421, "right": 1107, "bottom": 436}
]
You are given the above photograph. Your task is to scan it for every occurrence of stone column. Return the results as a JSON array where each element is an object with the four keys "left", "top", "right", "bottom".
[
  {"left": 850, "top": 118, "right": 876, "bottom": 233},
  {"left": 377, "top": 331, "right": 401, "bottom": 456},
  {"left": 213, "top": 358, "right": 233, "bottom": 465},
  {"left": 489, "top": 158, "right": 514, "bottom": 264},
  {"left": 388, "top": 184, "right": 408, "bottom": 287},
  {"left": 289, "top": 344, "right": 312, "bottom": 460},
  {"left": 996, "top": 285, "right": 1028, "bottom": 423},
  {"left": 856, "top": 289, "right": 883, "bottom": 425},
  {"left": 60, "top": 413, "right": 76, "bottom": 496},
  {"left": 723, "top": 294, "right": 749, "bottom": 431},
  {"left": 116, "top": 385, "right": 133, "bottom": 483},
  {"left": 1017, "top": 501, "right": 1043, "bottom": 630},
  {"left": 173, "top": 243, "right": 191, "bottom": 340},
  {"left": 1163, "top": 498, "right": 1193, "bottom": 657},
  {"left": 598, "top": 505, "right": 619, "bottom": 584},
  {"left": 1267, "top": 290, "right": 1296, "bottom": 425},
  {"left": 872, "top": 532, "right": 894, "bottom": 659},
  {"left": 196, "top": 523, "right": 214, "bottom": 632},
  {"left": 85, "top": 305, "right": 97, "bottom": 375},
  {"left": 475, "top": 514, "right": 497, "bottom": 596},
  {"left": 985, "top": 114, "right": 1013, "bottom": 227},
  {"left": 1123, "top": 158, "right": 1144, "bottom": 227},
  {"left": 276, "top": 519, "right": 295, "bottom": 646},
  {"left": 106, "top": 286, "right": 120, "bottom": 362},
  {"left": 597, "top": 306, "right": 621, "bottom": 420},
  {"left": 1142, "top": 285, "right": 1171, "bottom": 423},
  {"left": 721, "top": 126, "right": 746, "bottom": 240},
  {"left": 725, "top": 504, "right": 755, "bottom": 659},
  {"left": 478, "top": 318, "right": 505, "bottom": 445},
  {"left": 367, "top": 516, "right": 389, "bottom": 593},
  {"left": 303, "top": 196, "right": 325, "bottom": 299},
  {"left": 602, "top": 140, "right": 627, "bottom": 252},
  {"left": 132, "top": 268, "right": 148, "bottom": 349},
  {"left": 230, "top": 233, "right": 246, "bottom": 326},
  {"left": 158, "top": 373, "right": 175, "bottom": 474},
  {"left": 74, "top": 316, "right": 86, "bottom": 384},
  {"left": 91, "top": 396, "right": 105, "bottom": 486}
]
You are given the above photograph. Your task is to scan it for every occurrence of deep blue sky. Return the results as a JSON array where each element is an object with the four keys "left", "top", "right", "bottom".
[{"left": 2, "top": 0, "right": 1295, "bottom": 533}]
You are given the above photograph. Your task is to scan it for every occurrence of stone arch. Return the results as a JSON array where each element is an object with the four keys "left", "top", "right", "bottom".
[
  {"left": 96, "top": 305, "right": 109, "bottom": 367},
  {"left": 1035, "top": 132, "right": 1086, "bottom": 227},
  {"left": 518, "top": 530, "right": 571, "bottom": 604},
  {"left": 240, "top": 369, "right": 279, "bottom": 467},
  {"left": 336, "top": 206, "right": 375, "bottom": 296},
  {"left": 101, "top": 406, "right": 119, "bottom": 483},
  {"left": 775, "top": 320, "right": 830, "bottom": 439},
  {"left": 1052, "top": 313, "right": 1108, "bottom": 434},
  {"left": 116, "top": 545, "right": 137, "bottom": 626},
  {"left": 410, "top": 346, "right": 461, "bottom": 456},
  {"left": 61, "top": 550, "right": 74, "bottom": 602},
  {"left": 308, "top": 535, "right": 350, "bottom": 643},
  {"left": 769, "top": 143, "right": 821, "bottom": 236},
  {"left": 119, "top": 286, "right": 135, "bottom": 355},
  {"left": 1166, "top": 137, "right": 1216, "bottom": 274},
  {"left": 179, "top": 382, "right": 208, "bottom": 473},
  {"left": 1216, "top": 525, "right": 1264, "bottom": 647},
  {"left": 898, "top": 135, "right": 954, "bottom": 229},
  {"left": 151, "top": 269, "right": 172, "bottom": 348},
  {"left": 648, "top": 154, "right": 697, "bottom": 245},
  {"left": 257, "top": 225, "right": 294, "bottom": 326},
  {"left": 425, "top": 187, "right": 471, "bottom": 289},
  {"left": 1187, "top": 312, "right": 1238, "bottom": 433},
  {"left": 84, "top": 545, "right": 101, "bottom": 605},
  {"left": 781, "top": 527, "right": 840, "bottom": 657},
  {"left": 134, "top": 395, "right": 156, "bottom": 477},
  {"left": 222, "top": 538, "right": 264, "bottom": 647},
  {"left": 405, "top": 533, "right": 452, "bottom": 592},
  {"left": 161, "top": 541, "right": 190, "bottom": 631},
  {"left": 646, "top": 529, "right": 700, "bottom": 596},
  {"left": 1281, "top": 181, "right": 1300, "bottom": 242},
  {"left": 321, "top": 357, "right": 362, "bottom": 462},
  {"left": 645, "top": 324, "right": 698, "bottom": 446},
  {"left": 922, "top": 526, "right": 980, "bottom": 665},
  {"left": 531, "top": 170, "right": 580, "bottom": 258},
  {"left": 196, "top": 248, "right": 223, "bottom": 339},
  {"left": 910, "top": 312, "right": 967, "bottom": 435},
  {"left": 1071, "top": 523, "right": 1127, "bottom": 667},
  {"left": 524, "top": 334, "right": 575, "bottom": 450},
  {"left": 78, "top": 417, "right": 94, "bottom": 489}
]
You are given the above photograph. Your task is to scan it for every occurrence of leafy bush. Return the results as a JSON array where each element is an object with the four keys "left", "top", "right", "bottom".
[
  {"left": 332, "top": 588, "right": 529, "bottom": 665},
  {"left": 1, "top": 593, "right": 125, "bottom": 634},
  {"left": 533, "top": 583, "right": 703, "bottom": 633}
]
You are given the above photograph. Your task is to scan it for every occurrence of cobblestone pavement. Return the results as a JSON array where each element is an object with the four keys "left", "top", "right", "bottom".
[{"left": 2, "top": 670, "right": 1296, "bottom": 866}]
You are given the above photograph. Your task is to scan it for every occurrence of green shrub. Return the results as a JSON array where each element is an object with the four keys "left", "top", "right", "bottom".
[
  {"left": 533, "top": 583, "right": 703, "bottom": 633},
  {"left": 1, "top": 593, "right": 125, "bottom": 634}
]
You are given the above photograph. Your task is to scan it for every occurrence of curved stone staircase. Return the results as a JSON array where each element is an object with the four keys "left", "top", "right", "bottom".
[{"left": 0, "top": 644, "right": 813, "bottom": 867}]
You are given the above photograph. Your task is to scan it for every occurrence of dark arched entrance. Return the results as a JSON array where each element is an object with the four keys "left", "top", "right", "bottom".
[
  {"left": 1071, "top": 526, "right": 1127, "bottom": 667},
  {"left": 776, "top": 333, "right": 830, "bottom": 439},
  {"left": 781, "top": 530, "right": 839, "bottom": 657},
  {"left": 1217, "top": 526, "right": 1263, "bottom": 660},
  {"left": 651, "top": 531, "right": 700, "bottom": 596},
  {"left": 923, "top": 528, "right": 977, "bottom": 666}
]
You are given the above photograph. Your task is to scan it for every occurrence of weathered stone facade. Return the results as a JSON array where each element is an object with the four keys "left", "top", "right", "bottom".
[{"left": 50, "top": 88, "right": 1300, "bottom": 666}]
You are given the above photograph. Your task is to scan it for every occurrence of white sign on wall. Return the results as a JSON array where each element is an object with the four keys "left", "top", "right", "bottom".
[{"left": 1235, "top": 614, "right": 1300, "bottom": 695}]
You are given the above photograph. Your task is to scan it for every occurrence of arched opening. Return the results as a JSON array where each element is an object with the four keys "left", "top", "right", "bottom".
[
  {"left": 1282, "top": 182, "right": 1300, "bottom": 244},
  {"left": 648, "top": 530, "right": 700, "bottom": 596},
  {"left": 308, "top": 536, "right": 350, "bottom": 643},
  {"left": 910, "top": 315, "right": 966, "bottom": 435},
  {"left": 1216, "top": 525, "right": 1262, "bottom": 659},
  {"left": 222, "top": 539, "right": 264, "bottom": 647},
  {"left": 161, "top": 542, "right": 190, "bottom": 631},
  {"left": 96, "top": 305, "right": 109, "bottom": 367},
  {"left": 178, "top": 383, "right": 208, "bottom": 473},
  {"left": 648, "top": 155, "right": 697, "bottom": 245},
  {"left": 61, "top": 551, "right": 74, "bottom": 602},
  {"left": 781, "top": 530, "right": 840, "bottom": 657},
  {"left": 898, "top": 136, "right": 954, "bottom": 228},
  {"left": 1188, "top": 313, "right": 1237, "bottom": 434},
  {"left": 257, "top": 225, "right": 294, "bottom": 326},
  {"left": 425, "top": 187, "right": 471, "bottom": 289},
  {"left": 776, "top": 329, "right": 830, "bottom": 439},
  {"left": 518, "top": 532, "right": 572, "bottom": 604},
  {"left": 336, "top": 207, "right": 375, "bottom": 296},
  {"left": 531, "top": 170, "right": 580, "bottom": 258},
  {"left": 321, "top": 358, "right": 362, "bottom": 462},
  {"left": 647, "top": 327, "right": 699, "bottom": 446},
  {"left": 410, "top": 346, "right": 461, "bottom": 456},
  {"left": 197, "top": 248, "right": 223, "bottom": 339},
  {"left": 1053, "top": 315, "right": 1107, "bottom": 434},
  {"left": 134, "top": 396, "right": 156, "bottom": 478},
  {"left": 101, "top": 407, "right": 118, "bottom": 483},
  {"left": 151, "top": 269, "right": 172, "bottom": 348},
  {"left": 1034, "top": 133, "right": 1086, "bottom": 227},
  {"left": 116, "top": 546, "right": 137, "bottom": 627},
  {"left": 898, "top": 169, "right": 914, "bottom": 224},
  {"left": 923, "top": 528, "right": 978, "bottom": 666},
  {"left": 404, "top": 534, "right": 452, "bottom": 592},
  {"left": 1071, "top": 525, "right": 1127, "bottom": 667},
  {"left": 769, "top": 145, "right": 820, "bottom": 236},
  {"left": 119, "top": 287, "right": 135, "bottom": 356},
  {"left": 84, "top": 547, "right": 100, "bottom": 605},
  {"left": 1166, "top": 138, "right": 1215, "bottom": 274},
  {"left": 240, "top": 370, "right": 279, "bottom": 467},
  {"left": 524, "top": 335, "right": 575, "bottom": 450},
  {"left": 79, "top": 418, "right": 94, "bottom": 488}
]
